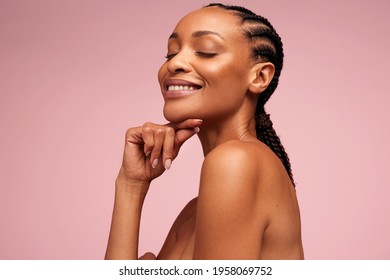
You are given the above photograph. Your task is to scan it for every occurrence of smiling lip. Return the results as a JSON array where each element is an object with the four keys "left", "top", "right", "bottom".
[{"left": 165, "top": 79, "right": 202, "bottom": 98}]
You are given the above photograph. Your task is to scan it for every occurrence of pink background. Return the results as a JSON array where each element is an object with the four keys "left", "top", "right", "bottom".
[{"left": 1, "top": 0, "right": 389, "bottom": 259}]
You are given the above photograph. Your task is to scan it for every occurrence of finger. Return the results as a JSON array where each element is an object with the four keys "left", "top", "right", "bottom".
[
  {"left": 162, "top": 126, "right": 175, "bottom": 169},
  {"left": 150, "top": 127, "right": 165, "bottom": 168},
  {"left": 168, "top": 119, "right": 203, "bottom": 131},
  {"left": 141, "top": 124, "right": 154, "bottom": 157},
  {"left": 125, "top": 126, "right": 144, "bottom": 145},
  {"left": 173, "top": 127, "right": 200, "bottom": 156},
  {"left": 138, "top": 252, "right": 156, "bottom": 260}
]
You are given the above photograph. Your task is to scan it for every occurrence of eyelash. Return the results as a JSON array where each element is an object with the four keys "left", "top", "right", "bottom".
[
  {"left": 196, "top": 52, "right": 217, "bottom": 58},
  {"left": 165, "top": 52, "right": 217, "bottom": 60},
  {"left": 165, "top": 54, "right": 176, "bottom": 60}
]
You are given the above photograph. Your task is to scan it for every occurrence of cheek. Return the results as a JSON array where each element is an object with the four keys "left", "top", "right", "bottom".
[
  {"left": 199, "top": 57, "right": 248, "bottom": 89},
  {"left": 205, "top": 70, "right": 249, "bottom": 101},
  {"left": 199, "top": 59, "right": 230, "bottom": 79}
]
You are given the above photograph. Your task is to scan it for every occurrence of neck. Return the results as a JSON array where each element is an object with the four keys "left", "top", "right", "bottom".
[{"left": 196, "top": 114, "right": 257, "bottom": 157}]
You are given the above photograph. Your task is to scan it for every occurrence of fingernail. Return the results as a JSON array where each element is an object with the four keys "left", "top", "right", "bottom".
[
  {"left": 194, "top": 119, "right": 203, "bottom": 123},
  {"left": 194, "top": 127, "right": 200, "bottom": 133},
  {"left": 165, "top": 159, "right": 172, "bottom": 170},
  {"left": 145, "top": 151, "right": 151, "bottom": 157},
  {"left": 152, "top": 158, "right": 158, "bottom": 169}
]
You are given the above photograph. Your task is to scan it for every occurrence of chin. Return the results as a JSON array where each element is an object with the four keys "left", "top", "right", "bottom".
[
  {"left": 163, "top": 109, "right": 186, "bottom": 123},
  {"left": 163, "top": 105, "right": 196, "bottom": 123}
]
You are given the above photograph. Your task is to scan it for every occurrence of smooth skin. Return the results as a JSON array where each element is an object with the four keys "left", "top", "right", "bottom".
[{"left": 105, "top": 6, "right": 304, "bottom": 260}]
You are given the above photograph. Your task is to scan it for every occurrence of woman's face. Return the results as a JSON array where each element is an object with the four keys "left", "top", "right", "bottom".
[{"left": 158, "top": 7, "right": 254, "bottom": 123}]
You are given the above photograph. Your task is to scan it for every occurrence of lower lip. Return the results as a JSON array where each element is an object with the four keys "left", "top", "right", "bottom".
[{"left": 165, "top": 89, "right": 201, "bottom": 98}]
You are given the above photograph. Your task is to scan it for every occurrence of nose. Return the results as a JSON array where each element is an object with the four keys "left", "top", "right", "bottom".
[{"left": 167, "top": 51, "right": 191, "bottom": 74}]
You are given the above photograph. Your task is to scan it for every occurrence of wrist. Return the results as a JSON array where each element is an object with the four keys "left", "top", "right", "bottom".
[{"left": 115, "top": 175, "right": 151, "bottom": 197}]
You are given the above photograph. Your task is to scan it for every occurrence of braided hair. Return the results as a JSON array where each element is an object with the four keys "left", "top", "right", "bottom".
[{"left": 205, "top": 3, "right": 295, "bottom": 185}]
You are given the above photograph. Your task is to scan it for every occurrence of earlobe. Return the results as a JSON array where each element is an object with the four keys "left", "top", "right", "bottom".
[{"left": 248, "top": 62, "right": 275, "bottom": 94}]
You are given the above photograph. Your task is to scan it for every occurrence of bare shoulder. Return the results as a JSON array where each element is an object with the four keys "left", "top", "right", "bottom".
[
  {"left": 201, "top": 139, "right": 289, "bottom": 191},
  {"left": 199, "top": 139, "right": 292, "bottom": 222},
  {"left": 194, "top": 139, "right": 302, "bottom": 259}
]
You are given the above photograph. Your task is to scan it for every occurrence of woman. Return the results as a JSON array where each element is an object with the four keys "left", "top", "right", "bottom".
[{"left": 105, "top": 3, "right": 304, "bottom": 260}]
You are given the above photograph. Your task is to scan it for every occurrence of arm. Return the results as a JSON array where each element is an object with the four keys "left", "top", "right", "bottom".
[
  {"left": 105, "top": 120, "right": 202, "bottom": 260},
  {"left": 193, "top": 141, "right": 269, "bottom": 259},
  {"left": 157, "top": 198, "right": 197, "bottom": 259},
  {"left": 104, "top": 177, "right": 150, "bottom": 260}
]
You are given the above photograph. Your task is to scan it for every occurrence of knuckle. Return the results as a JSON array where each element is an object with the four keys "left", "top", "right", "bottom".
[
  {"left": 142, "top": 122, "right": 155, "bottom": 131},
  {"left": 125, "top": 127, "right": 137, "bottom": 140},
  {"left": 142, "top": 126, "right": 152, "bottom": 134},
  {"left": 143, "top": 122, "right": 153, "bottom": 127},
  {"left": 165, "top": 126, "right": 175, "bottom": 135},
  {"left": 155, "top": 128, "right": 164, "bottom": 136},
  {"left": 125, "top": 128, "right": 132, "bottom": 138}
]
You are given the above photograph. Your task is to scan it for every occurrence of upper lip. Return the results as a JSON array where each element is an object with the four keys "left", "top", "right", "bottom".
[{"left": 165, "top": 78, "right": 202, "bottom": 89}]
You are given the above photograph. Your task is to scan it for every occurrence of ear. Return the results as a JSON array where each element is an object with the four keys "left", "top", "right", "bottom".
[{"left": 248, "top": 62, "right": 275, "bottom": 94}]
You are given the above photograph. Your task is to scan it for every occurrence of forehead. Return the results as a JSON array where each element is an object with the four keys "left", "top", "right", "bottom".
[{"left": 172, "top": 7, "right": 243, "bottom": 40}]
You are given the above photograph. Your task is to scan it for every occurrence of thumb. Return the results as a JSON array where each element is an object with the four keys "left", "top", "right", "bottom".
[{"left": 173, "top": 127, "right": 200, "bottom": 155}]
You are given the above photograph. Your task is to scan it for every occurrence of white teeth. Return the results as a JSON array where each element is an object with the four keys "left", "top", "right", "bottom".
[{"left": 168, "top": 85, "right": 198, "bottom": 91}]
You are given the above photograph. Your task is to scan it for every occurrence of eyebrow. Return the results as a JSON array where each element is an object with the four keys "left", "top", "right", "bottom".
[{"left": 169, "top": 30, "right": 225, "bottom": 40}]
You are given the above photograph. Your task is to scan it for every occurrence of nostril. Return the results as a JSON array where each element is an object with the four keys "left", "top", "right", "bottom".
[
  {"left": 167, "top": 55, "right": 191, "bottom": 73},
  {"left": 174, "top": 68, "right": 185, "bottom": 73}
]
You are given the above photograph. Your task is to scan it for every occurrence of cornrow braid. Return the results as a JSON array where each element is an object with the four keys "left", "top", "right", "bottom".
[
  {"left": 205, "top": 3, "right": 295, "bottom": 185},
  {"left": 255, "top": 107, "right": 294, "bottom": 184}
]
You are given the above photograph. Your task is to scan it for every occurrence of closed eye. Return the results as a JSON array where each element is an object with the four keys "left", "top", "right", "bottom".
[
  {"left": 165, "top": 53, "right": 177, "bottom": 60},
  {"left": 165, "top": 52, "right": 217, "bottom": 60},
  {"left": 195, "top": 52, "right": 217, "bottom": 58}
]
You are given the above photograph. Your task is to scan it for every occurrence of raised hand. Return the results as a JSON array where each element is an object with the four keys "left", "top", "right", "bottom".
[{"left": 117, "top": 119, "right": 203, "bottom": 187}]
